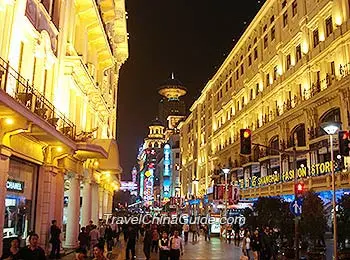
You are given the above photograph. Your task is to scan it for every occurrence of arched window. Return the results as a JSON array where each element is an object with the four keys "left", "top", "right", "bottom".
[
  {"left": 320, "top": 107, "right": 341, "bottom": 124},
  {"left": 154, "top": 142, "right": 159, "bottom": 148},
  {"left": 253, "top": 145, "right": 260, "bottom": 161},
  {"left": 269, "top": 136, "right": 279, "bottom": 155},
  {"left": 289, "top": 124, "right": 306, "bottom": 147}
]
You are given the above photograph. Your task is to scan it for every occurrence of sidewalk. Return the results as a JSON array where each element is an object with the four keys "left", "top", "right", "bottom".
[{"left": 61, "top": 240, "right": 125, "bottom": 260}]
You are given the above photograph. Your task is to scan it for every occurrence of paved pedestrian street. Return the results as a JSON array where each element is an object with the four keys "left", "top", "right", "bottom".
[{"left": 61, "top": 236, "right": 243, "bottom": 260}]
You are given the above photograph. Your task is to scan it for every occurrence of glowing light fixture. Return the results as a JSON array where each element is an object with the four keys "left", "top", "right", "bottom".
[
  {"left": 4, "top": 118, "right": 14, "bottom": 125},
  {"left": 56, "top": 146, "right": 63, "bottom": 152}
]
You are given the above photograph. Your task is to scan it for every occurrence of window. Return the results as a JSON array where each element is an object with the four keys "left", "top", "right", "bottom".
[
  {"left": 241, "top": 96, "right": 245, "bottom": 108},
  {"left": 296, "top": 45, "right": 302, "bottom": 62},
  {"left": 326, "top": 17, "right": 333, "bottom": 37},
  {"left": 263, "top": 24, "right": 267, "bottom": 32},
  {"left": 331, "top": 61, "right": 335, "bottom": 75},
  {"left": 264, "top": 35, "right": 268, "bottom": 49},
  {"left": 248, "top": 54, "right": 252, "bottom": 66},
  {"left": 283, "top": 12, "right": 288, "bottom": 27},
  {"left": 219, "top": 89, "right": 223, "bottom": 98},
  {"left": 286, "top": 54, "right": 291, "bottom": 70},
  {"left": 270, "top": 15, "right": 275, "bottom": 24},
  {"left": 225, "top": 82, "right": 228, "bottom": 92},
  {"left": 254, "top": 47, "right": 258, "bottom": 59},
  {"left": 292, "top": 1, "right": 298, "bottom": 16},
  {"left": 237, "top": 101, "right": 240, "bottom": 111},
  {"left": 271, "top": 26, "right": 275, "bottom": 41},
  {"left": 313, "top": 29, "right": 319, "bottom": 47},
  {"left": 282, "top": 0, "right": 287, "bottom": 8},
  {"left": 273, "top": 66, "right": 278, "bottom": 80},
  {"left": 256, "top": 83, "right": 260, "bottom": 95},
  {"left": 266, "top": 73, "right": 270, "bottom": 86},
  {"left": 236, "top": 70, "right": 239, "bottom": 80},
  {"left": 250, "top": 89, "right": 253, "bottom": 101},
  {"left": 229, "top": 77, "right": 232, "bottom": 88},
  {"left": 240, "top": 64, "right": 244, "bottom": 75},
  {"left": 216, "top": 93, "right": 219, "bottom": 101},
  {"left": 254, "top": 37, "right": 257, "bottom": 43}
]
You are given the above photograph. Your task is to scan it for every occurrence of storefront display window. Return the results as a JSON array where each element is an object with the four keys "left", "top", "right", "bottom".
[{"left": 3, "top": 158, "right": 38, "bottom": 249}]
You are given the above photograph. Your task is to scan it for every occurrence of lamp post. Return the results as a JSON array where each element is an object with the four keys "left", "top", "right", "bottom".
[
  {"left": 321, "top": 122, "right": 340, "bottom": 260},
  {"left": 222, "top": 167, "right": 230, "bottom": 240}
]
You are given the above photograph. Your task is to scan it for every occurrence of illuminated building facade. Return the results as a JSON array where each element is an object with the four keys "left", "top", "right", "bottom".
[
  {"left": 138, "top": 119, "right": 165, "bottom": 206},
  {"left": 179, "top": 0, "right": 350, "bottom": 200},
  {"left": 0, "top": 0, "right": 128, "bottom": 254}
]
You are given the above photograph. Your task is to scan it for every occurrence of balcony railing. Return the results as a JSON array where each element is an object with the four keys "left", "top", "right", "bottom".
[{"left": 0, "top": 57, "right": 76, "bottom": 140}]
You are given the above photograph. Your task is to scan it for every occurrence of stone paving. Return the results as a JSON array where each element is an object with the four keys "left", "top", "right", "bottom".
[{"left": 61, "top": 236, "right": 243, "bottom": 260}]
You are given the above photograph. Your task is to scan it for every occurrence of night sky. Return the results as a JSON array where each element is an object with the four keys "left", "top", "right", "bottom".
[{"left": 117, "top": 0, "right": 264, "bottom": 180}]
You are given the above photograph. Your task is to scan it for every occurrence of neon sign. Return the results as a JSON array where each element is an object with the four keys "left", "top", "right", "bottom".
[
  {"left": 6, "top": 179, "right": 24, "bottom": 193},
  {"left": 163, "top": 144, "right": 172, "bottom": 199},
  {"left": 239, "top": 161, "right": 335, "bottom": 188}
]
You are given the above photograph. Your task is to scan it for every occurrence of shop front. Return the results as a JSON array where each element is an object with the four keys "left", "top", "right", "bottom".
[{"left": 3, "top": 158, "right": 38, "bottom": 251}]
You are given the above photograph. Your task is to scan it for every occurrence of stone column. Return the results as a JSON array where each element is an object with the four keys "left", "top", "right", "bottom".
[
  {"left": 55, "top": 170, "right": 64, "bottom": 228},
  {"left": 65, "top": 175, "right": 81, "bottom": 248},
  {"left": 35, "top": 166, "right": 59, "bottom": 249},
  {"left": 98, "top": 186, "right": 104, "bottom": 220},
  {"left": 107, "top": 191, "right": 113, "bottom": 215},
  {"left": 81, "top": 179, "right": 92, "bottom": 227},
  {"left": 0, "top": 150, "right": 10, "bottom": 256},
  {"left": 103, "top": 189, "right": 109, "bottom": 216},
  {"left": 91, "top": 183, "right": 99, "bottom": 224}
]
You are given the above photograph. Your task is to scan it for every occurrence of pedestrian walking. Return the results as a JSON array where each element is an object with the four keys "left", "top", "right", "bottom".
[
  {"left": 19, "top": 233, "right": 46, "bottom": 260},
  {"left": 151, "top": 228, "right": 159, "bottom": 253},
  {"left": 49, "top": 219, "right": 61, "bottom": 259},
  {"left": 234, "top": 224, "right": 240, "bottom": 246},
  {"left": 143, "top": 225, "right": 152, "bottom": 260},
  {"left": 104, "top": 224, "right": 114, "bottom": 253},
  {"left": 125, "top": 225, "right": 137, "bottom": 260},
  {"left": 78, "top": 227, "right": 89, "bottom": 251},
  {"left": 89, "top": 225, "right": 101, "bottom": 258},
  {"left": 169, "top": 230, "right": 183, "bottom": 260},
  {"left": 251, "top": 230, "right": 261, "bottom": 260},
  {"left": 158, "top": 231, "right": 170, "bottom": 260},
  {"left": 86, "top": 220, "right": 94, "bottom": 235},
  {"left": 260, "top": 227, "right": 273, "bottom": 260},
  {"left": 190, "top": 224, "right": 198, "bottom": 242},
  {"left": 1, "top": 237, "right": 21, "bottom": 260},
  {"left": 203, "top": 224, "right": 210, "bottom": 241},
  {"left": 242, "top": 231, "right": 252, "bottom": 260},
  {"left": 182, "top": 223, "right": 189, "bottom": 243},
  {"left": 226, "top": 224, "right": 233, "bottom": 244}
]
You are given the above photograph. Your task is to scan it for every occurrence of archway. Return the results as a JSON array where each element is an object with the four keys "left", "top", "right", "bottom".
[{"left": 289, "top": 124, "right": 306, "bottom": 147}]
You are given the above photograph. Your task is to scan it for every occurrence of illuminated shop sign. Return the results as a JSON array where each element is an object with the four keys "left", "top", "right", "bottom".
[
  {"left": 163, "top": 144, "right": 172, "bottom": 199},
  {"left": 239, "top": 161, "right": 334, "bottom": 188},
  {"left": 6, "top": 179, "right": 24, "bottom": 193}
]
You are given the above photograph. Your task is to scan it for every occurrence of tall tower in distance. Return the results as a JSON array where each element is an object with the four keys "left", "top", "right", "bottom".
[{"left": 158, "top": 73, "right": 187, "bottom": 128}]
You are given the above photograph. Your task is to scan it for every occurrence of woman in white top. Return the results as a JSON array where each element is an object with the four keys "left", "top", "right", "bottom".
[{"left": 242, "top": 231, "right": 252, "bottom": 260}]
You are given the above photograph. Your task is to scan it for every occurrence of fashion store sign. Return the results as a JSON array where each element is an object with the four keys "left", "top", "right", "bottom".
[
  {"left": 6, "top": 179, "right": 24, "bottom": 193},
  {"left": 239, "top": 161, "right": 334, "bottom": 188}
]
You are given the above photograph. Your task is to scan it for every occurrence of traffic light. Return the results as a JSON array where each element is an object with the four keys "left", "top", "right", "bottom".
[
  {"left": 295, "top": 182, "right": 305, "bottom": 197},
  {"left": 240, "top": 129, "right": 252, "bottom": 155},
  {"left": 339, "top": 130, "right": 350, "bottom": 156}
]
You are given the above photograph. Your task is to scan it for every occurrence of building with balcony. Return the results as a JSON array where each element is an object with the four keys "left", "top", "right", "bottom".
[
  {"left": 0, "top": 0, "right": 128, "bottom": 254},
  {"left": 179, "top": 0, "right": 350, "bottom": 202}
]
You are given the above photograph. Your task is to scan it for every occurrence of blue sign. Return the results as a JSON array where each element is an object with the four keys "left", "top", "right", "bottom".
[
  {"left": 189, "top": 199, "right": 200, "bottom": 205},
  {"left": 289, "top": 199, "right": 303, "bottom": 217}
]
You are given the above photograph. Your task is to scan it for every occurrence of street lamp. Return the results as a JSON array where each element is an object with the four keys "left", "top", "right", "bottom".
[
  {"left": 222, "top": 167, "right": 230, "bottom": 240},
  {"left": 321, "top": 121, "right": 341, "bottom": 259}
]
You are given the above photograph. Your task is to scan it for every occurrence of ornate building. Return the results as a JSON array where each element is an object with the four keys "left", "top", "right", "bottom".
[
  {"left": 0, "top": 0, "right": 128, "bottom": 254},
  {"left": 179, "top": 0, "right": 350, "bottom": 200}
]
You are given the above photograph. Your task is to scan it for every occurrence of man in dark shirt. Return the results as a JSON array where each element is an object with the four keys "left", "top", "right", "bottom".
[
  {"left": 49, "top": 219, "right": 61, "bottom": 259},
  {"left": 20, "top": 233, "right": 46, "bottom": 260},
  {"left": 143, "top": 225, "right": 152, "bottom": 260},
  {"left": 260, "top": 226, "right": 273, "bottom": 260},
  {"left": 125, "top": 225, "right": 137, "bottom": 259}
]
